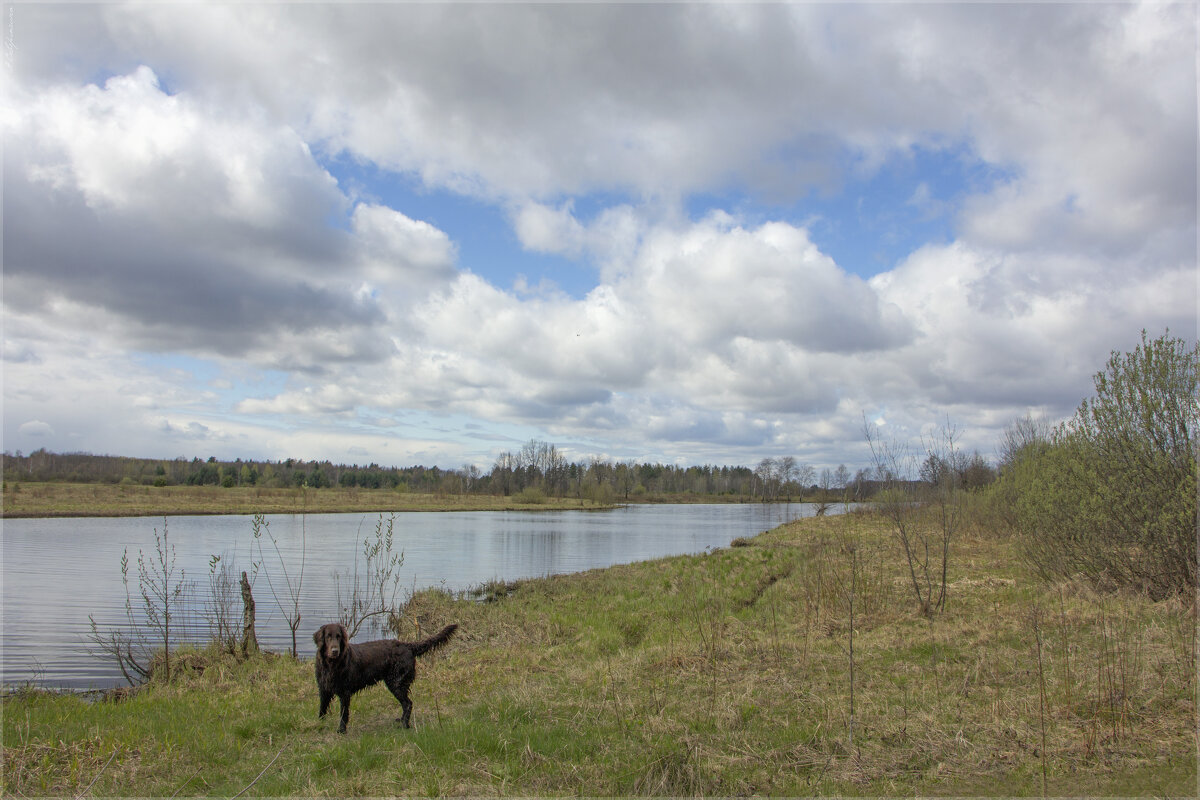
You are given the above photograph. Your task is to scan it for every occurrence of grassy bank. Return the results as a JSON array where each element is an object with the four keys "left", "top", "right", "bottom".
[
  {"left": 1, "top": 482, "right": 612, "bottom": 517},
  {"left": 3, "top": 512, "right": 1195, "bottom": 796}
]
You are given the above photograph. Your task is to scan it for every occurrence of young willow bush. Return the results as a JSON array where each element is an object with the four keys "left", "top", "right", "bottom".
[{"left": 1010, "top": 331, "right": 1198, "bottom": 599}]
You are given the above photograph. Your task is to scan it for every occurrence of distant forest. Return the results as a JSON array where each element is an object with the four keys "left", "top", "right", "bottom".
[{"left": 0, "top": 442, "right": 965, "bottom": 503}]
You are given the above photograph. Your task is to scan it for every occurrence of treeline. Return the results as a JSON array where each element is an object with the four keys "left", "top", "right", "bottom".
[
  {"left": 486, "top": 439, "right": 867, "bottom": 502},
  {"left": 487, "top": 439, "right": 996, "bottom": 503},
  {"left": 0, "top": 447, "right": 814, "bottom": 502},
  {"left": 3, "top": 451, "right": 463, "bottom": 494},
  {"left": 2, "top": 439, "right": 1000, "bottom": 505}
]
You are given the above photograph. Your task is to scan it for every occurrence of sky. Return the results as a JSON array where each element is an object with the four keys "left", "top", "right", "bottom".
[{"left": 2, "top": 2, "right": 1196, "bottom": 474}]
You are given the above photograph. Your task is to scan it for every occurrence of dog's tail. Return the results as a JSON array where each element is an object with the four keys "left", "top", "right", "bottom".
[{"left": 409, "top": 624, "right": 458, "bottom": 658}]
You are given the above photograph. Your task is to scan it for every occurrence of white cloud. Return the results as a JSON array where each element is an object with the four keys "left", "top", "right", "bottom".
[
  {"left": 622, "top": 217, "right": 914, "bottom": 356},
  {"left": 156, "top": 419, "right": 217, "bottom": 441},
  {"left": 4, "top": 65, "right": 461, "bottom": 370},
  {"left": 17, "top": 4, "right": 1194, "bottom": 217},
  {"left": 307, "top": 213, "right": 920, "bottom": 446},
  {"left": 351, "top": 203, "right": 457, "bottom": 281},
  {"left": 236, "top": 385, "right": 361, "bottom": 417},
  {"left": 20, "top": 66, "right": 341, "bottom": 244},
  {"left": 18, "top": 421, "right": 55, "bottom": 437},
  {"left": 2, "top": 3, "right": 1193, "bottom": 469},
  {"left": 513, "top": 201, "right": 587, "bottom": 258}
]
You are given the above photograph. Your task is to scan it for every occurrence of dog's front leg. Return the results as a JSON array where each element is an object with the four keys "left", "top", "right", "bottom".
[
  {"left": 337, "top": 693, "right": 352, "bottom": 734},
  {"left": 318, "top": 689, "right": 333, "bottom": 719}
]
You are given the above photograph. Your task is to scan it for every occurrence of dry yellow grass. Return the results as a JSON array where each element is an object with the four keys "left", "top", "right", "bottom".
[{"left": 1, "top": 481, "right": 607, "bottom": 517}]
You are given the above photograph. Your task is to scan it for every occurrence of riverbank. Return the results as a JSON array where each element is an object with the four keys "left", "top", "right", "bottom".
[
  {"left": 0, "top": 482, "right": 618, "bottom": 517},
  {"left": 3, "top": 511, "right": 1194, "bottom": 796}
]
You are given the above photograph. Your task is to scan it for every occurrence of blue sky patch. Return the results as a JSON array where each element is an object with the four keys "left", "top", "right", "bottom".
[
  {"left": 321, "top": 156, "right": 598, "bottom": 298},
  {"left": 320, "top": 138, "right": 1017, "bottom": 299}
]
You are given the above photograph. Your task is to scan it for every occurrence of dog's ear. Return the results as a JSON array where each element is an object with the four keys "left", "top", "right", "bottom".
[
  {"left": 338, "top": 624, "right": 349, "bottom": 643},
  {"left": 313, "top": 627, "right": 324, "bottom": 647}
]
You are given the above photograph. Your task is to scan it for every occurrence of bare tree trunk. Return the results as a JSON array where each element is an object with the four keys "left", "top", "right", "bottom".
[{"left": 240, "top": 571, "right": 258, "bottom": 657}]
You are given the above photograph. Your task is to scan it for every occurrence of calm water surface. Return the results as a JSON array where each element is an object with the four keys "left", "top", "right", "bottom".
[{"left": 2, "top": 503, "right": 836, "bottom": 689}]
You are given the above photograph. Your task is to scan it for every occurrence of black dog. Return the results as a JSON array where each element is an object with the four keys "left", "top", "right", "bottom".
[{"left": 313, "top": 622, "right": 458, "bottom": 733}]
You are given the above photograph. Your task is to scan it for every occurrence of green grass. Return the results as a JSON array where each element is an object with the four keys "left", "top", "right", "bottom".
[
  {"left": 3, "top": 511, "right": 1195, "bottom": 795},
  {"left": 1, "top": 482, "right": 612, "bottom": 517}
]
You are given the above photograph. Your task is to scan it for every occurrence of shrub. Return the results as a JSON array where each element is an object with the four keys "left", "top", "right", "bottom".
[
  {"left": 1013, "top": 331, "right": 1198, "bottom": 599},
  {"left": 516, "top": 486, "right": 547, "bottom": 504},
  {"left": 864, "top": 419, "right": 965, "bottom": 616},
  {"left": 583, "top": 481, "right": 615, "bottom": 505}
]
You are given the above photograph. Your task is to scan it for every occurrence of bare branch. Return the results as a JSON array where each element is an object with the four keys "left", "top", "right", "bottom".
[
  {"left": 76, "top": 747, "right": 119, "bottom": 798},
  {"left": 230, "top": 748, "right": 285, "bottom": 800}
]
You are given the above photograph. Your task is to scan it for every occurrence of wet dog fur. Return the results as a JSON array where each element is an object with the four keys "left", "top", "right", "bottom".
[{"left": 312, "top": 622, "right": 457, "bottom": 733}]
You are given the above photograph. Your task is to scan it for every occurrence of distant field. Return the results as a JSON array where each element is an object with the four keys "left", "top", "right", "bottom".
[
  {"left": 3, "top": 511, "right": 1194, "bottom": 796},
  {"left": 0, "top": 482, "right": 610, "bottom": 517}
]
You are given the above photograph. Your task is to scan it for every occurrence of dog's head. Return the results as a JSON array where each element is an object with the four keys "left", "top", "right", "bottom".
[{"left": 313, "top": 623, "right": 349, "bottom": 661}]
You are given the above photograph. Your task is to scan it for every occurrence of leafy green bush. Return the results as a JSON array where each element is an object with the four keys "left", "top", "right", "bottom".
[
  {"left": 1010, "top": 331, "right": 1197, "bottom": 598},
  {"left": 583, "top": 481, "right": 615, "bottom": 505},
  {"left": 516, "top": 486, "right": 548, "bottom": 504}
]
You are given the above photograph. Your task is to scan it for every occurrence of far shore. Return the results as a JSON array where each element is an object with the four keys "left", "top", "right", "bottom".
[{"left": 0, "top": 481, "right": 791, "bottom": 518}]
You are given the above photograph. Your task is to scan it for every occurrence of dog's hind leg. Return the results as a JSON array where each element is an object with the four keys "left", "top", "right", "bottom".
[{"left": 385, "top": 673, "right": 415, "bottom": 728}]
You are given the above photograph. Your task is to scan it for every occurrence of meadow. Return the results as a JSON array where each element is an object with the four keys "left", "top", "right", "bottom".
[
  {"left": 1, "top": 482, "right": 608, "bottom": 517},
  {"left": 2, "top": 510, "right": 1195, "bottom": 796}
]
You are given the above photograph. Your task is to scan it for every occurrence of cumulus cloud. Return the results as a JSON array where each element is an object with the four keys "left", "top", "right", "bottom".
[
  {"left": 236, "top": 385, "right": 362, "bottom": 417},
  {"left": 33, "top": 5, "right": 989, "bottom": 200},
  {"left": 15, "top": 4, "right": 1193, "bottom": 215},
  {"left": 624, "top": 217, "right": 914, "bottom": 355},
  {"left": 156, "top": 419, "right": 215, "bottom": 440},
  {"left": 351, "top": 203, "right": 457, "bottom": 285},
  {"left": 374, "top": 213, "right": 916, "bottom": 442},
  {"left": 4, "top": 65, "right": 459, "bottom": 370},
  {"left": 18, "top": 421, "right": 55, "bottom": 437},
  {"left": 513, "top": 202, "right": 588, "bottom": 259},
  {"left": 2, "top": 3, "right": 1193, "bottom": 468}
]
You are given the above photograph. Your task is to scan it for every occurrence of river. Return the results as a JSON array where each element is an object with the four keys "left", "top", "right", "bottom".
[{"left": 1, "top": 503, "right": 841, "bottom": 689}]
